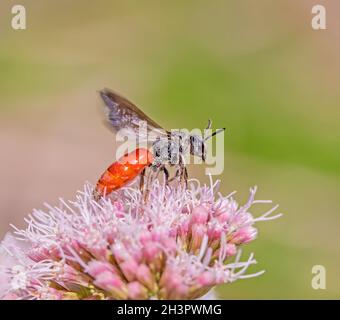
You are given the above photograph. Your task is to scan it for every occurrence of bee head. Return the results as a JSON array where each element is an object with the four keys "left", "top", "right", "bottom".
[{"left": 189, "top": 120, "right": 225, "bottom": 162}]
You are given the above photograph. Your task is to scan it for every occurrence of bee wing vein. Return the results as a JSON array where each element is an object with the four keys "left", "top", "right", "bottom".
[{"left": 100, "top": 88, "right": 168, "bottom": 142}]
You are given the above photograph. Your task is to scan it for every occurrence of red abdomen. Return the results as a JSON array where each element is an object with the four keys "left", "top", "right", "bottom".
[{"left": 95, "top": 148, "right": 153, "bottom": 197}]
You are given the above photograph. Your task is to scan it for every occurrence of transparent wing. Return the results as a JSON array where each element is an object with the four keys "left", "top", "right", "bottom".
[{"left": 100, "top": 88, "right": 168, "bottom": 142}]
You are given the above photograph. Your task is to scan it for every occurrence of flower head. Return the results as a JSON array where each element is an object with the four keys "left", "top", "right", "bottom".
[{"left": 1, "top": 178, "right": 281, "bottom": 300}]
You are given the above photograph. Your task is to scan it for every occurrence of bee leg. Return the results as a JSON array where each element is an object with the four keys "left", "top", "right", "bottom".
[
  {"left": 183, "top": 166, "right": 188, "bottom": 189},
  {"left": 143, "top": 165, "right": 157, "bottom": 202},
  {"left": 180, "top": 166, "right": 185, "bottom": 187},
  {"left": 143, "top": 173, "right": 151, "bottom": 203},
  {"left": 179, "top": 154, "right": 187, "bottom": 188},
  {"left": 168, "top": 168, "right": 180, "bottom": 183},
  {"left": 161, "top": 166, "right": 170, "bottom": 186},
  {"left": 144, "top": 169, "right": 152, "bottom": 202},
  {"left": 154, "top": 166, "right": 162, "bottom": 180},
  {"left": 140, "top": 167, "right": 146, "bottom": 193}
]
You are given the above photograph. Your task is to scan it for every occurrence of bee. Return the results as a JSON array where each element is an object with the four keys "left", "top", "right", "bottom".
[{"left": 94, "top": 88, "right": 224, "bottom": 200}]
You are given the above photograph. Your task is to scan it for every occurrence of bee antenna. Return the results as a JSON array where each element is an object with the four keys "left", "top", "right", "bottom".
[
  {"left": 205, "top": 119, "right": 212, "bottom": 130},
  {"left": 204, "top": 128, "right": 225, "bottom": 141}
]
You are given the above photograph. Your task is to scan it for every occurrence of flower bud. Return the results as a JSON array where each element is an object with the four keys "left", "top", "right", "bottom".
[{"left": 127, "top": 281, "right": 148, "bottom": 299}]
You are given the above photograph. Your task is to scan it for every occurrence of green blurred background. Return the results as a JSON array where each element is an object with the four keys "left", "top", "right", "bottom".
[{"left": 0, "top": 0, "right": 339, "bottom": 299}]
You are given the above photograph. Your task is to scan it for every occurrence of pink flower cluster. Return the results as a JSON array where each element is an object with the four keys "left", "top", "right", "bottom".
[{"left": 0, "top": 178, "right": 281, "bottom": 300}]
